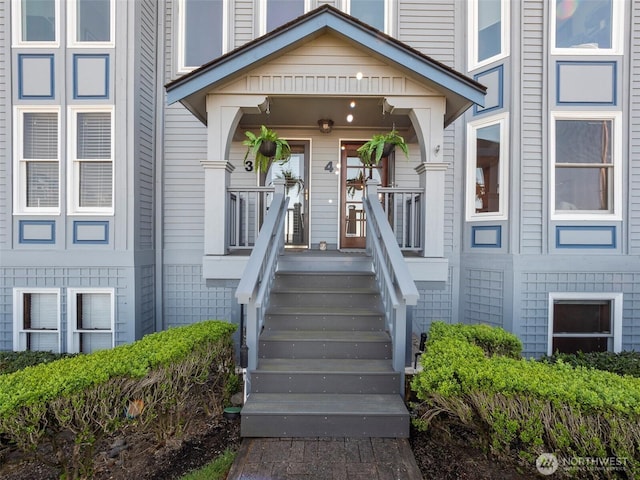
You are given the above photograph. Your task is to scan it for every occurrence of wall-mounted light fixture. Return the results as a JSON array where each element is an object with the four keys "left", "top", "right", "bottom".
[{"left": 318, "top": 119, "right": 334, "bottom": 134}]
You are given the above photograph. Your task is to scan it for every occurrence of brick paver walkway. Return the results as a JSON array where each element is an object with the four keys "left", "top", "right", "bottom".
[{"left": 226, "top": 437, "right": 423, "bottom": 480}]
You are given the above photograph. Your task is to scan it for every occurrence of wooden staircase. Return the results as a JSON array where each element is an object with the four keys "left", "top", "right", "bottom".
[{"left": 240, "top": 253, "right": 410, "bottom": 437}]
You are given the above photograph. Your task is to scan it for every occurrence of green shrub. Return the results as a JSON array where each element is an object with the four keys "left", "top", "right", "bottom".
[
  {"left": 541, "top": 350, "right": 640, "bottom": 378},
  {"left": 412, "top": 322, "right": 640, "bottom": 479},
  {"left": 0, "top": 350, "right": 77, "bottom": 375},
  {"left": 0, "top": 320, "right": 236, "bottom": 480}
]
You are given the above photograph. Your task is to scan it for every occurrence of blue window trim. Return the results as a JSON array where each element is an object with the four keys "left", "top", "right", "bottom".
[
  {"left": 73, "top": 54, "right": 110, "bottom": 100},
  {"left": 556, "top": 61, "right": 617, "bottom": 106},
  {"left": 18, "top": 54, "right": 55, "bottom": 99},
  {"left": 555, "top": 225, "right": 616, "bottom": 249},
  {"left": 73, "top": 221, "right": 110, "bottom": 244},
  {"left": 471, "top": 225, "right": 502, "bottom": 248},
  {"left": 473, "top": 65, "right": 503, "bottom": 115},
  {"left": 19, "top": 220, "right": 56, "bottom": 244}
]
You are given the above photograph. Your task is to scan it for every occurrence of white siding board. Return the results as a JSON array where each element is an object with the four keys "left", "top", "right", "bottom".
[{"left": 398, "top": 0, "right": 455, "bottom": 65}]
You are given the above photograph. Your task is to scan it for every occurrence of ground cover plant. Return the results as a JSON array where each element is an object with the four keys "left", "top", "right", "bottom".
[
  {"left": 412, "top": 322, "right": 640, "bottom": 479},
  {"left": 0, "top": 321, "right": 236, "bottom": 480}
]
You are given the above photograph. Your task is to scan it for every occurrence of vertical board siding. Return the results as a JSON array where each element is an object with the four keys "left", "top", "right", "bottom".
[
  {"left": 136, "top": 0, "right": 158, "bottom": 250},
  {"left": 630, "top": 1, "right": 640, "bottom": 253},
  {"left": 520, "top": 0, "right": 545, "bottom": 253}
]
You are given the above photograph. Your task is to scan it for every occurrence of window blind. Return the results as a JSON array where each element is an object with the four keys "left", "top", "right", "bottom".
[
  {"left": 77, "top": 293, "right": 111, "bottom": 330},
  {"left": 24, "top": 112, "right": 58, "bottom": 159},
  {"left": 77, "top": 112, "right": 111, "bottom": 159}
]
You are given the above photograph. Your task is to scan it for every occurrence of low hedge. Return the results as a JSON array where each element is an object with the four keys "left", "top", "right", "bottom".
[
  {"left": 412, "top": 322, "right": 640, "bottom": 479},
  {"left": 541, "top": 350, "right": 640, "bottom": 378},
  {"left": 0, "top": 320, "right": 237, "bottom": 479}
]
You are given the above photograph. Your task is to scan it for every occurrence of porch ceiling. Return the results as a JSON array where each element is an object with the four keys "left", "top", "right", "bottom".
[{"left": 236, "top": 96, "right": 412, "bottom": 136}]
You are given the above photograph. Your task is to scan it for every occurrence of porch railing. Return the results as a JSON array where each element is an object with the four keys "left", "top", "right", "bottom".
[
  {"left": 235, "top": 180, "right": 289, "bottom": 395},
  {"left": 378, "top": 187, "right": 423, "bottom": 252},
  {"left": 227, "top": 187, "right": 274, "bottom": 249},
  {"left": 227, "top": 187, "right": 304, "bottom": 249},
  {"left": 363, "top": 181, "right": 419, "bottom": 396}
]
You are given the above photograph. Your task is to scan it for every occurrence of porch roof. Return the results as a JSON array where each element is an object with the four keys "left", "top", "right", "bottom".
[{"left": 165, "top": 5, "right": 486, "bottom": 127}]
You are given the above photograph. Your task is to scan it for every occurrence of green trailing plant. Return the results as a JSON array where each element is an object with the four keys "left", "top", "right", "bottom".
[
  {"left": 411, "top": 322, "right": 640, "bottom": 479},
  {"left": 357, "top": 129, "right": 409, "bottom": 166},
  {"left": 243, "top": 125, "right": 291, "bottom": 173}
]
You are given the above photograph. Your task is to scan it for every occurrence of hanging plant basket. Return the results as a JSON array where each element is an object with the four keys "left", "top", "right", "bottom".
[
  {"left": 243, "top": 125, "right": 292, "bottom": 173},
  {"left": 357, "top": 129, "right": 409, "bottom": 166},
  {"left": 259, "top": 140, "right": 277, "bottom": 158}
]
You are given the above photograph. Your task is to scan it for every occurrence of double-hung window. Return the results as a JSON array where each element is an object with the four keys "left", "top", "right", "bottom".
[
  {"left": 13, "top": 289, "right": 61, "bottom": 353},
  {"left": 12, "top": 0, "right": 59, "bottom": 46},
  {"left": 551, "top": 112, "right": 621, "bottom": 219},
  {"left": 68, "top": 289, "right": 115, "bottom": 353},
  {"left": 345, "top": 0, "right": 394, "bottom": 35},
  {"left": 178, "top": 0, "right": 226, "bottom": 71},
  {"left": 69, "top": 107, "right": 114, "bottom": 214},
  {"left": 468, "top": 0, "right": 510, "bottom": 70},
  {"left": 549, "top": 292, "right": 622, "bottom": 354},
  {"left": 68, "top": 0, "right": 114, "bottom": 46},
  {"left": 14, "top": 107, "right": 60, "bottom": 214},
  {"left": 466, "top": 113, "right": 509, "bottom": 221},
  {"left": 259, "top": 0, "right": 307, "bottom": 35},
  {"left": 551, "top": 0, "right": 622, "bottom": 55}
]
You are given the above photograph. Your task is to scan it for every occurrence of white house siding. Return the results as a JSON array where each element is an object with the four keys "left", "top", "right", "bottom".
[{"left": 234, "top": 0, "right": 256, "bottom": 48}]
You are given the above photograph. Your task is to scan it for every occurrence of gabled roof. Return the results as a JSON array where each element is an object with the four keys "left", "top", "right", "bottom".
[{"left": 165, "top": 4, "right": 485, "bottom": 126}]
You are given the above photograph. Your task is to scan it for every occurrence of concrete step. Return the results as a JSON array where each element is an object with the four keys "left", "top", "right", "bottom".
[
  {"left": 251, "top": 359, "right": 399, "bottom": 394},
  {"left": 241, "top": 393, "right": 410, "bottom": 437},
  {"left": 259, "top": 330, "right": 392, "bottom": 359}
]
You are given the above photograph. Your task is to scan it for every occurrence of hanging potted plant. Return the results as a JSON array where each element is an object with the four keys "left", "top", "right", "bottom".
[
  {"left": 276, "top": 168, "right": 304, "bottom": 195},
  {"left": 243, "top": 125, "right": 292, "bottom": 173},
  {"left": 357, "top": 129, "right": 409, "bottom": 166}
]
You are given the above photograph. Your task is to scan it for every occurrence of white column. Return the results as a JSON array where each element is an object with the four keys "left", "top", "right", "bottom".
[
  {"left": 201, "top": 160, "right": 235, "bottom": 255},
  {"left": 415, "top": 162, "right": 448, "bottom": 258}
]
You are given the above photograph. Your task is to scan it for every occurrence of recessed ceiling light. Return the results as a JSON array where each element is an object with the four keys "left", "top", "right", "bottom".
[
  {"left": 346, "top": 114, "right": 354, "bottom": 123},
  {"left": 356, "top": 72, "right": 363, "bottom": 80},
  {"left": 350, "top": 101, "right": 356, "bottom": 108}
]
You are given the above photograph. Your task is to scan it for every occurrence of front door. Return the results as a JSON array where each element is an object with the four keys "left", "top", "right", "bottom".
[
  {"left": 266, "top": 142, "right": 309, "bottom": 247},
  {"left": 340, "top": 142, "right": 389, "bottom": 249}
]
